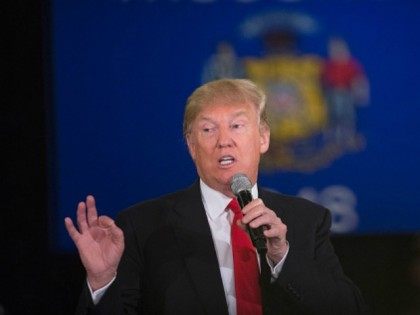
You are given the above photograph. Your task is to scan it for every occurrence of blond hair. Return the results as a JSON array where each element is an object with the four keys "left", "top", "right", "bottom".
[{"left": 183, "top": 79, "right": 268, "bottom": 137}]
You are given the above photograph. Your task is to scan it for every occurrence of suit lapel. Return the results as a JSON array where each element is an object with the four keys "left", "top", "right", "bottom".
[{"left": 168, "top": 181, "right": 229, "bottom": 315}]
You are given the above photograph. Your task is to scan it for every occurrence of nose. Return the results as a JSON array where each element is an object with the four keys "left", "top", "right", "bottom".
[{"left": 217, "top": 126, "right": 233, "bottom": 148}]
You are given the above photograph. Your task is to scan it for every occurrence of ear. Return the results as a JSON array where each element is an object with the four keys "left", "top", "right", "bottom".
[
  {"left": 259, "top": 124, "right": 270, "bottom": 154},
  {"left": 186, "top": 133, "right": 196, "bottom": 161}
]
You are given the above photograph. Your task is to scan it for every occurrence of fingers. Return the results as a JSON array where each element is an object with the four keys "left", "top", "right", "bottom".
[
  {"left": 98, "top": 216, "right": 125, "bottom": 246},
  {"left": 76, "top": 201, "right": 89, "bottom": 233},
  {"left": 263, "top": 220, "right": 287, "bottom": 240},
  {"left": 240, "top": 199, "right": 268, "bottom": 226},
  {"left": 66, "top": 197, "right": 92, "bottom": 243},
  {"left": 75, "top": 195, "right": 99, "bottom": 233},
  {"left": 86, "top": 195, "right": 98, "bottom": 227},
  {"left": 97, "top": 215, "right": 114, "bottom": 227},
  {"left": 67, "top": 196, "right": 123, "bottom": 248},
  {"left": 64, "top": 217, "right": 80, "bottom": 243},
  {"left": 241, "top": 199, "right": 287, "bottom": 240}
]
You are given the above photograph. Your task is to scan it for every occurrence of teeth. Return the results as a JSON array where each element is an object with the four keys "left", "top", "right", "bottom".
[{"left": 219, "top": 156, "right": 234, "bottom": 166}]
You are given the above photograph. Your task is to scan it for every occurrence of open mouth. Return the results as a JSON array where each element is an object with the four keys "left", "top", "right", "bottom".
[{"left": 219, "top": 155, "right": 235, "bottom": 166}]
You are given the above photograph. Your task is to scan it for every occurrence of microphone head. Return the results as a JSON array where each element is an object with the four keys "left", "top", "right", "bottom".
[{"left": 230, "top": 173, "right": 252, "bottom": 195}]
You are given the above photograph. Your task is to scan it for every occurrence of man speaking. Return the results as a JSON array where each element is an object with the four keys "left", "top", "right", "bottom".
[{"left": 65, "top": 79, "right": 367, "bottom": 314}]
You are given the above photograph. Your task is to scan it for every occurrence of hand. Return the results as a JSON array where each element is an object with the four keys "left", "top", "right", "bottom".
[
  {"left": 240, "top": 199, "right": 288, "bottom": 264},
  {"left": 64, "top": 195, "right": 124, "bottom": 291}
]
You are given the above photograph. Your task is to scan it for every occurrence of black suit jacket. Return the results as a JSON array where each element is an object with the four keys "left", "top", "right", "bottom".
[{"left": 76, "top": 181, "right": 368, "bottom": 315}]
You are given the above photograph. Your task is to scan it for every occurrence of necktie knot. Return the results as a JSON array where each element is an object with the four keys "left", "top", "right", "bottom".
[{"left": 228, "top": 198, "right": 242, "bottom": 215}]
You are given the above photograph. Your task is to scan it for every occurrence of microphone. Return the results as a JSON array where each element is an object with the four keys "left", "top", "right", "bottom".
[{"left": 230, "top": 173, "right": 267, "bottom": 252}]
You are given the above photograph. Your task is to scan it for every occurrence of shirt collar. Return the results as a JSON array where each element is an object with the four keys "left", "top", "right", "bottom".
[{"left": 200, "top": 179, "right": 259, "bottom": 221}]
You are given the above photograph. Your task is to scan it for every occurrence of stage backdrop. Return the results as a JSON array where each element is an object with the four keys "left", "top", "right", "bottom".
[{"left": 51, "top": 0, "right": 420, "bottom": 252}]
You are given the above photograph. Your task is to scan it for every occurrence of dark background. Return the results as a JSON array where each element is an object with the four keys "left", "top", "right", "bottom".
[{"left": 3, "top": 1, "right": 419, "bottom": 314}]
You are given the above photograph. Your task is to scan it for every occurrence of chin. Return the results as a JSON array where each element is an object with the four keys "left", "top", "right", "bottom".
[{"left": 219, "top": 169, "right": 243, "bottom": 184}]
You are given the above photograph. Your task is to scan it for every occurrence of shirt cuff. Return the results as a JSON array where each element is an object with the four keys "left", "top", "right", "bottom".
[
  {"left": 87, "top": 276, "right": 116, "bottom": 305},
  {"left": 265, "top": 241, "right": 290, "bottom": 282}
]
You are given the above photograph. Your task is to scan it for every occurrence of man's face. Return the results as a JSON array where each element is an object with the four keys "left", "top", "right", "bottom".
[{"left": 186, "top": 100, "right": 270, "bottom": 197}]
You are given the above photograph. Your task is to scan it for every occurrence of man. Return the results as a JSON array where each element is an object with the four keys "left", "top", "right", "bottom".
[{"left": 65, "top": 79, "right": 367, "bottom": 314}]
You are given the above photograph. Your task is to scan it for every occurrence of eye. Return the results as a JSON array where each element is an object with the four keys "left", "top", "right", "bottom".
[
  {"left": 202, "top": 127, "right": 214, "bottom": 133},
  {"left": 231, "top": 122, "right": 245, "bottom": 130},
  {"left": 200, "top": 124, "right": 217, "bottom": 135}
]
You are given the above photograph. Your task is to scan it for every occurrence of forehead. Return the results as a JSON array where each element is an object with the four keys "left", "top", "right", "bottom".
[{"left": 195, "top": 100, "right": 258, "bottom": 121}]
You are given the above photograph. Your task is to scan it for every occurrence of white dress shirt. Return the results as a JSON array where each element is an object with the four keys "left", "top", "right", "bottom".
[
  {"left": 200, "top": 180, "right": 288, "bottom": 315},
  {"left": 89, "top": 180, "right": 289, "bottom": 313}
]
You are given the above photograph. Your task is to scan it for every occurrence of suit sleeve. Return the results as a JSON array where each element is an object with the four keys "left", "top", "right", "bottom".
[{"left": 261, "top": 207, "right": 369, "bottom": 315}]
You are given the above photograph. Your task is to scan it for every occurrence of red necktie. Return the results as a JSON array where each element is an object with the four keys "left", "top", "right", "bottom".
[{"left": 228, "top": 198, "right": 262, "bottom": 315}]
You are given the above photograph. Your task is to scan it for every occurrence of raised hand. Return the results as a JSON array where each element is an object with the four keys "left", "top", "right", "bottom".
[{"left": 64, "top": 195, "right": 125, "bottom": 291}]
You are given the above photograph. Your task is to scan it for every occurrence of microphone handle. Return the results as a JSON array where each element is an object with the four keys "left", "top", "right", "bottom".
[{"left": 236, "top": 190, "right": 267, "bottom": 252}]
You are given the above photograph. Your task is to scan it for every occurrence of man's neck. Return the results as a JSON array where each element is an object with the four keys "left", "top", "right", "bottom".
[{"left": 199, "top": 178, "right": 259, "bottom": 200}]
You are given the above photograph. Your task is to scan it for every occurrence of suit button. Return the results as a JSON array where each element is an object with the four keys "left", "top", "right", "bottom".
[{"left": 286, "top": 284, "right": 301, "bottom": 300}]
